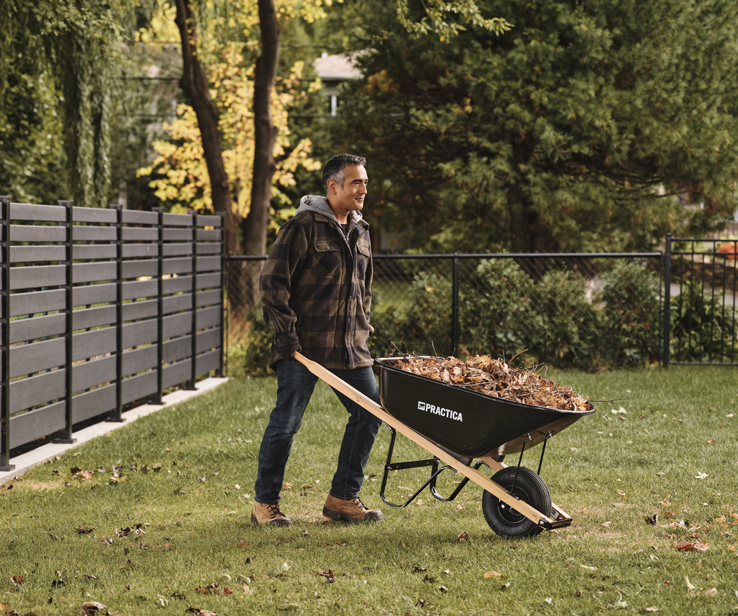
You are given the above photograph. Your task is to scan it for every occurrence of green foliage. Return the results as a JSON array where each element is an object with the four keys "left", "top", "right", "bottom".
[
  {"left": 372, "top": 259, "right": 668, "bottom": 370},
  {"left": 228, "top": 307, "right": 273, "bottom": 377},
  {"left": 0, "top": 0, "right": 132, "bottom": 207},
  {"left": 332, "top": 0, "right": 738, "bottom": 253},
  {"left": 599, "top": 261, "right": 662, "bottom": 366},
  {"left": 669, "top": 288, "right": 738, "bottom": 364}
]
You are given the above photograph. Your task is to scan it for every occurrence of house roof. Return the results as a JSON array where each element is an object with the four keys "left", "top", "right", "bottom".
[{"left": 314, "top": 53, "right": 361, "bottom": 81}]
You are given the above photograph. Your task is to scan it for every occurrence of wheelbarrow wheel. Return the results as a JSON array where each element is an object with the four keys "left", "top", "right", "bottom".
[{"left": 482, "top": 467, "right": 552, "bottom": 537}]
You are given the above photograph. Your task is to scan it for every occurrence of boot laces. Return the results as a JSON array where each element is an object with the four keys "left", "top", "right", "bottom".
[{"left": 266, "top": 503, "right": 286, "bottom": 519}]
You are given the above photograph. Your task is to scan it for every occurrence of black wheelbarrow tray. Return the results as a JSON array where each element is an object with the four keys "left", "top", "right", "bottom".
[{"left": 294, "top": 353, "right": 595, "bottom": 537}]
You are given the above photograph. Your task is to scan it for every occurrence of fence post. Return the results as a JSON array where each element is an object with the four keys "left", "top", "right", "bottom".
[
  {"left": 217, "top": 211, "right": 225, "bottom": 378},
  {"left": 663, "top": 233, "right": 672, "bottom": 369},
  {"left": 0, "top": 196, "right": 13, "bottom": 471},
  {"left": 452, "top": 254, "right": 459, "bottom": 357},
  {"left": 152, "top": 207, "right": 164, "bottom": 403},
  {"left": 54, "top": 200, "right": 76, "bottom": 443},
  {"left": 187, "top": 210, "right": 198, "bottom": 390},
  {"left": 106, "top": 204, "right": 125, "bottom": 422}
]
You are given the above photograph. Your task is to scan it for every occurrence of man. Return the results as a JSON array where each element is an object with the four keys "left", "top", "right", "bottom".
[{"left": 252, "top": 153, "right": 383, "bottom": 528}]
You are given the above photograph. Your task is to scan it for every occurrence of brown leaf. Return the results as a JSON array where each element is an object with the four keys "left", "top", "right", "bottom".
[
  {"left": 645, "top": 514, "right": 658, "bottom": 525},
  {"left": 75, "top": 527, "right": 95, "bottom": 534},
  {"left": 483, "top": 571, "right": 503, "bottom": 579},
  {"left": 0, "top": 605, "right": 19, "bottom": 616},
  {"left": 81, "top": 602, "right": 106, "bottom": 614},
  {"left": 185, "top": 610, "right": 218, "bottom": 616},
  {"left": 9, "top": 575, "right": 23, "bottom": 585},
  {"left": 617, "top": 490, "right": 626, "bottom": 497},
  {"left": 75, "top": 471, "right": 94, "bottom": 480},
  {"left": 704, "top": 588, "right": 717, "bottom": 597},
  {"left": 456, "top": 531, "right": 469, "bottom": 542},
  {"left": 676, "top": 541, "right": 710, "bottom": 552}
]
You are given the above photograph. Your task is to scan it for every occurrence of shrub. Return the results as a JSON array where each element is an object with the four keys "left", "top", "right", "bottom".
[{"left": 598, "top": 261, "right": 661, "bottom": 366}]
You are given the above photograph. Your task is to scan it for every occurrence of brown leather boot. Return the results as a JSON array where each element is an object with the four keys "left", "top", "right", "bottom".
[
  {"left": 251, "top": 501, "right": 293, "bottom": 527},
  {"left": 323, "top": 495, "right": 384, "bottom": 523}
]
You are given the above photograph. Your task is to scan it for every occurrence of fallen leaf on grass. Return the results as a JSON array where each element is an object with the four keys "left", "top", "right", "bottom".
[
  {"left": 75, "top": 471, "right": 94, "bottom": 480},
  {"left": 266, "top": 562, "right": 290, "bottom": 577},
  {"left": 685, "top": 576, "right": 695, "bottom": 591},
  {"left": 9, "top": 575, "right": 23, "bottom": 585},
  {"left": 645, "top": 608, "right": 659, "bottom": 612},
  {"left": 707, "top": 440, "right": 716, "bottom": 444},
  {"left": 315, "top": 570, "right": 335, "bottom": 583},
  {"left": 601, "top": 521, "right": 612, "bottom": 528},
  {"left": 695, "top": 472, "right": 709, "bottom": 480},
  {"left": 617, "top": 490, "right": 626, "bottom": 497},
  {"left": 439, "top": 585, "right": 448, "bottom": 592},
  {"left": 658, "top": 495, "right": 671, "bottom": 506},
  {"left": 456, "top": 531, "right": 469, "bottom": 542},
  {"left": 704, "top": 588, "right": 717, "bottom": 597},
  {"left": 483, "top": 571, "right": 503, "bottom": 579},
  {"left": 81, "top": 602, "right": 106, "bottom": 614},
  {"left": 195, "top": 583, "right": 232, "bottom": 596},
  {"left": 645, "top": 514, "right": 658, "bottom": 525},
  {"left": 676, "top": 541, "right": 709, "bottom": 552},
  {"left": 0, "top": 604, "right": 19, "bottom": 616},
  {"left": 656, "top": 472, "right": 665, "bottom": 477},
  {"left": 185, "top": 609, "right": 218, "bottom": 616},
  {"left": 74, "top": 527, "right": 95, "bottom": 534},
  {"left": 580, "top": 565, "right": 597, "bottom": 571}
]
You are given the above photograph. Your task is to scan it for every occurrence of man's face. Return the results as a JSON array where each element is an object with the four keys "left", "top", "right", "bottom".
[{"left": 327, "top": 165, "right": 368, "bottom": 221}]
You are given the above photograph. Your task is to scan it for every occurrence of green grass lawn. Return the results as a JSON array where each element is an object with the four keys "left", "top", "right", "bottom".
[{"left": 1, "top": 366, "right": 737, "bottom": 616}]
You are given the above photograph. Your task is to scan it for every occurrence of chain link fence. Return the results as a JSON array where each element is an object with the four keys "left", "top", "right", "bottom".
[{"left": 224, "top": 252, "right": 666, "bottom": 375}]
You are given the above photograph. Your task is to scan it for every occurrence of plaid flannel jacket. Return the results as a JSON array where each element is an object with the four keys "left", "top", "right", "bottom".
[{"left": 260, "top": 195, "right": 374, "bottom": 370}]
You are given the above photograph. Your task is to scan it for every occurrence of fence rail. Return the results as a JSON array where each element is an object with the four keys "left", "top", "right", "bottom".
[{"left": 0, "top": 197, "right": 225, "bottom": 470}]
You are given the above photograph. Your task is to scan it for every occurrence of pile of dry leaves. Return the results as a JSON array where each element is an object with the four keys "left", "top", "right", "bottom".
[{"left": 386, "top": 354, "right": 593, "bottom": 412}]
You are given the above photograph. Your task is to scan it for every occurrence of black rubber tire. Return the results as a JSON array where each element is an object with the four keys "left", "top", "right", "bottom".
[{"left": 482, "top": 467, "right": 552, "bottom": 537}]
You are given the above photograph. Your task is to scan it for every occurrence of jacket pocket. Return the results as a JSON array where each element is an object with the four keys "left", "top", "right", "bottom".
[
  {"left": 356, "top": 240, "right": 371, "bottom": 280},
  {"left": 312, "top": 240, "right": 341, "bottom": 278}
]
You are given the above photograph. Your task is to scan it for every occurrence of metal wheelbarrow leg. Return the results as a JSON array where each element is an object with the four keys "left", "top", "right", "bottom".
[{"left": 294, "top": 353, "right": 572, "bottom": 536}]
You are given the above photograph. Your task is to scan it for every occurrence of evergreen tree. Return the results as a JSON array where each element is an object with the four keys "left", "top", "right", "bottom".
[{"left": 333, "top": 0, "right": 738, "bottom": 252}]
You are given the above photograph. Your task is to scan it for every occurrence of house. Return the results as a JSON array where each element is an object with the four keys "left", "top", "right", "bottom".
[{"left": 314, "top": 53, "right": 361, "bottom": 116}]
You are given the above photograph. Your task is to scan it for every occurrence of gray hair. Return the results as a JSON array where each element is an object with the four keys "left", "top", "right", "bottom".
[{"left": 322, "top": 153, "right": 367, "bottom": 192}]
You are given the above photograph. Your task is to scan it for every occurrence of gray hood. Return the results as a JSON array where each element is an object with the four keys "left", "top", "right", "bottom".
[{"left": 295, "top": 195, "right": 364, "bottom": 226}]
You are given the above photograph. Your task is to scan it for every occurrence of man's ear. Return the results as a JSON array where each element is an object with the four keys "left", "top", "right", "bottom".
[{"left": 326, "top": 178, "right": 336, "bottom": 195}]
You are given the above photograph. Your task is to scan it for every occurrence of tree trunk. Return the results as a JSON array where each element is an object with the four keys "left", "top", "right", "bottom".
[
  {"left": 244, "top": 0, "right": 280, "bottom": 258},
  {"left": 239, "top": 0, "right": 281, "bottom": 310},
  {"left": 174, "top": 0, "right": 241, "bottom": 256}
]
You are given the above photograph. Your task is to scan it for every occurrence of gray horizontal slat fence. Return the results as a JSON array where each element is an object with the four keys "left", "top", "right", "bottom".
[{"left": 0, "top": 196, "right": 224, "bottom": 470}]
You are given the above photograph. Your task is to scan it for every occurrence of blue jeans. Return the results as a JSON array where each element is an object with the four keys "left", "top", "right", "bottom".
[{"left": 254, "top": 360, "right": 382, "bottom": 504}]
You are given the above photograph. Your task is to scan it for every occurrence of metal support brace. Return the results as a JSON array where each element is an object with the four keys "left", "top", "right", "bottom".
[
  {"left": 152, "top": 207, "right": 164, "bottom": 403},
  {"left": 510, "top": 434, "right": 532, "bottom": 494},
  {"left": 0, "top": 196, "right": 14, "bottom": 470},
  {"left": 106, "top": 204, "right": 125, "bottom": 422},
  {"left": 217, "top": 211, "right": 225, "bottom": 378},
  {"left": 54, "top": 200, "right": 76, "bottom": 443},
  {"left": 537, "top": 431, "right": 553, "bottom": 476},
  {"left": 186, "top": 211, "right": 198, "bottom": 390}
]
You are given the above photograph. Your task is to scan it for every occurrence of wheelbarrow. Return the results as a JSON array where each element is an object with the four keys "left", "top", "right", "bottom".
[{"left": 294, "top": 352, "right": 595, "bottom": 537}]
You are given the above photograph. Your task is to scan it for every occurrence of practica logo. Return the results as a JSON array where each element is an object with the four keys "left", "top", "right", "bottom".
[{"left": 417, "top": 401, "right": 463, "bottom": 422}]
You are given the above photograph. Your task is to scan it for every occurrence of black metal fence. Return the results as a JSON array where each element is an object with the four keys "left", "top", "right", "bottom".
[
  {"left": 663, "top": 234, "right": 738, "bottom": 366},
  {"left": 0, "top": 197, "right": 225, "bottom": 470},
  {"left": 224, "top": 251, "right": 671, "bottom": 375}
]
